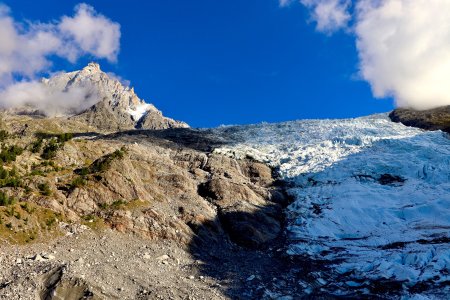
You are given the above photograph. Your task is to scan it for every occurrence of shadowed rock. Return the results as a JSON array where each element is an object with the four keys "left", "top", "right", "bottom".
[{"left": 389, "top": 106, "right": 450, "bottom": 133}]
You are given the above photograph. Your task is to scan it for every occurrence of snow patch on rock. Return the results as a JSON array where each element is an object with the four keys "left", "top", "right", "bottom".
[{"left": 127, "top": 103, "right": 152, "bottom": 121}]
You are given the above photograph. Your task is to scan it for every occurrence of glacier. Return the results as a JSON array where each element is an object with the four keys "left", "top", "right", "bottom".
[{"left": 213, "top": 114, "right": 450, "bottom": 297}]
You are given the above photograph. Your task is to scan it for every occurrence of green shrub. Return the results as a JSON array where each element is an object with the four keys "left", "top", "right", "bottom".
[
  {"left": 0, "top": 166, "right": 22, "bottom": 188},
  {"left": 0, "top": 191, "right": 15, "bottom": 206},
  {"left": 41, "top": 139, "right": 59, "bottom": 160},
  {"left": 37, "top": 183, "right": 51, "bottom": 196},
  {"left": 24, "top": 186, "right": 32, "bottom": 194},
  {"left": 30, "top": 169, "right": 45, "bottom": 176},
  {"left": 110, "top": 199, "right": 126, "bottom": 209},
  {"left": 69, "top": 176, "right": 87, "bottom": 189},
  {"left": 0, "top": 166, "right": 8, "bottom": 179},
  {"left": 76, "top": 147, "right": 127, "bottom": 175},
  {"left": 38, "top": 133, "right": 73, "bottom": 160},
  {"left": 0, "top": 145, "right": 23, "bottom": 163},
  {"left": 39, "top": 160, "right": 55, "bottom": 167},
  {"left": 30, "top": 160, "right": 59, "bottom": 176},
  {"left": 56, "top": 133, "right": 73, "bottom": 143},
  {"left": 46, "top": 216, "right": 56, "bottom": 227},
  {"left": 0, "top": 130, "right": 9, "bottom": 142},
  {"left": 0, "top": 177, "right": 22, "bottom": 188},
  {"left": 20, "top": 202, "right": 34, "bottom": 214},
  {"left": 79, "top": 168, "right": 89, "bottom": 176},
  {"left": 82, "top": 214, "right": 95, "bottom": 221},
  {"left": 98, "top": 203, "right": 109, "bottom": 210},
  {"left": 30, "top": 138, "right": 43, "bottom": 153}
]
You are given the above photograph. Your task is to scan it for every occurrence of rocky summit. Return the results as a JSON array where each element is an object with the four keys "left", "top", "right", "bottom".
[{"left": 41, "top": 62, "right": 188, "bottom": 132}]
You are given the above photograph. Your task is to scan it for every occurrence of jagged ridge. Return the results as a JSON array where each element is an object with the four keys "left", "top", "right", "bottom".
[{"left": 45, "top": 62, "right": 189, "bottom": 131}]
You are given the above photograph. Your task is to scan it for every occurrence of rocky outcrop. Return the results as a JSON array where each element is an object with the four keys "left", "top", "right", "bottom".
[
  {"left": 59, "top": 133, "right": 287, "bottom": 249},
  {"left": 198, "top": 154, "right": 284, "bottom": 248},
  {"left": 389, "top": 106, "right": 450, "bottom": 133}
]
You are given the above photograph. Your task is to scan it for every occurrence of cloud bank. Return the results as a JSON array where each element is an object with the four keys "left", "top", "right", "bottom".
[
  {"left": 283, "top": 0, "right": 450, "bottom": 110},
  {"left": 0, "top": 3, "right": 121, "bottom": 115},
  {"left": 0, "top": 81, "right": 99, "bottom": 116}
]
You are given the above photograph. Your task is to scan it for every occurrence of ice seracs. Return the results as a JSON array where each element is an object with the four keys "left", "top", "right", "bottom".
[{"left": 214, "top": 114, "right": 450, "bottom": 297}]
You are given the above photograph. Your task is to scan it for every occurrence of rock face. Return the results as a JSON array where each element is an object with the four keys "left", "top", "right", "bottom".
[
  {"left": 44, "top": 62, "right": 189, "bottom": 131},
  {"left": 57, "top": 131, "right": 285, "bottom": 249},
  {"left": 389, "top": 106, "right": 450, "bottom": 133},
  {"left": 0, "top": 114, "right": 291, "bottom": 298},
  {"left": 0, "top": 112, "right": 286, "bottom": 250}
]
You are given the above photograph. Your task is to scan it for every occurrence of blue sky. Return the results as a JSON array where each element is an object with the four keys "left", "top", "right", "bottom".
[{"left": 2, "top": 0, "right": 395, "bottom": 127}]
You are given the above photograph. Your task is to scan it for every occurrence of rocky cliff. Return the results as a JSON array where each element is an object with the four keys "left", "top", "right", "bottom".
[{"left": 389, "top": 106, "right": 450, "bottom": 133}]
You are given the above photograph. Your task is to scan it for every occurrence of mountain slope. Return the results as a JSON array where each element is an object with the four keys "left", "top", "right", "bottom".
[
  {"left": 44, "top": 62, "right": 188, "bottom": 131},
  {"left": 0, "top": 109, "right": 448, "bottom": 298}
]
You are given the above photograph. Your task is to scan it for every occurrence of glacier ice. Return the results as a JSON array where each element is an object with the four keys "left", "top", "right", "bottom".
[{"left": 214, "top": 113, "right": 450, "bottom": 296}]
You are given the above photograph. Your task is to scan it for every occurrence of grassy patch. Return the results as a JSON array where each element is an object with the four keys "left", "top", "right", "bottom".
[
  {"left": 98, "top": 199, "right": 149, "bottom": 211},
  {"left": 81, "top": 215, "right": 107, "bottom": 231},
  {"left": 29, "top": 160, "right": 62, "bottom": 177},
  {"left": 0, "top": 202, "right": 62, "bottom": 244},
  {"left": 76, "top": 147, "right": 127, "bottom": 175}
]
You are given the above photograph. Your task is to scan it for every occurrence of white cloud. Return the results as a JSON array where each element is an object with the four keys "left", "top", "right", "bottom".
[
  {"left": 356, "top": 0, "right": 450, "bottom": 109},
  {"left": 282, "top": 0, "right": 450, "bottom": 110},
  {"left": 59, "top": 4, "right": 121, "bottom": 63},
  {"left": 0, "top": 81, "right": 99, "bottom": 116},
  {"left": 281, "top": 0, "right": 351, "bottom": 33},
  {"left": 0, "top": 3, "right": 121, "bottom": 115},
  {"left": 0, "top": 3, "right": 120, "bottom": 86}
]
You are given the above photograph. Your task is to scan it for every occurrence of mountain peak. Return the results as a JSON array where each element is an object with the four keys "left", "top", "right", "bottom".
[
  {"left": 83, "top": 62, "right": 101, "bottom": 73},
  {"left": 33, "top": 64, "right": 189, "bottom": 131}
]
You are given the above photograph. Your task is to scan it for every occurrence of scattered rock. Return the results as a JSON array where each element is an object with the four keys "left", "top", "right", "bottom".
[{"left": 156, "top": 254, "right": 170, "bottom": 261}]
